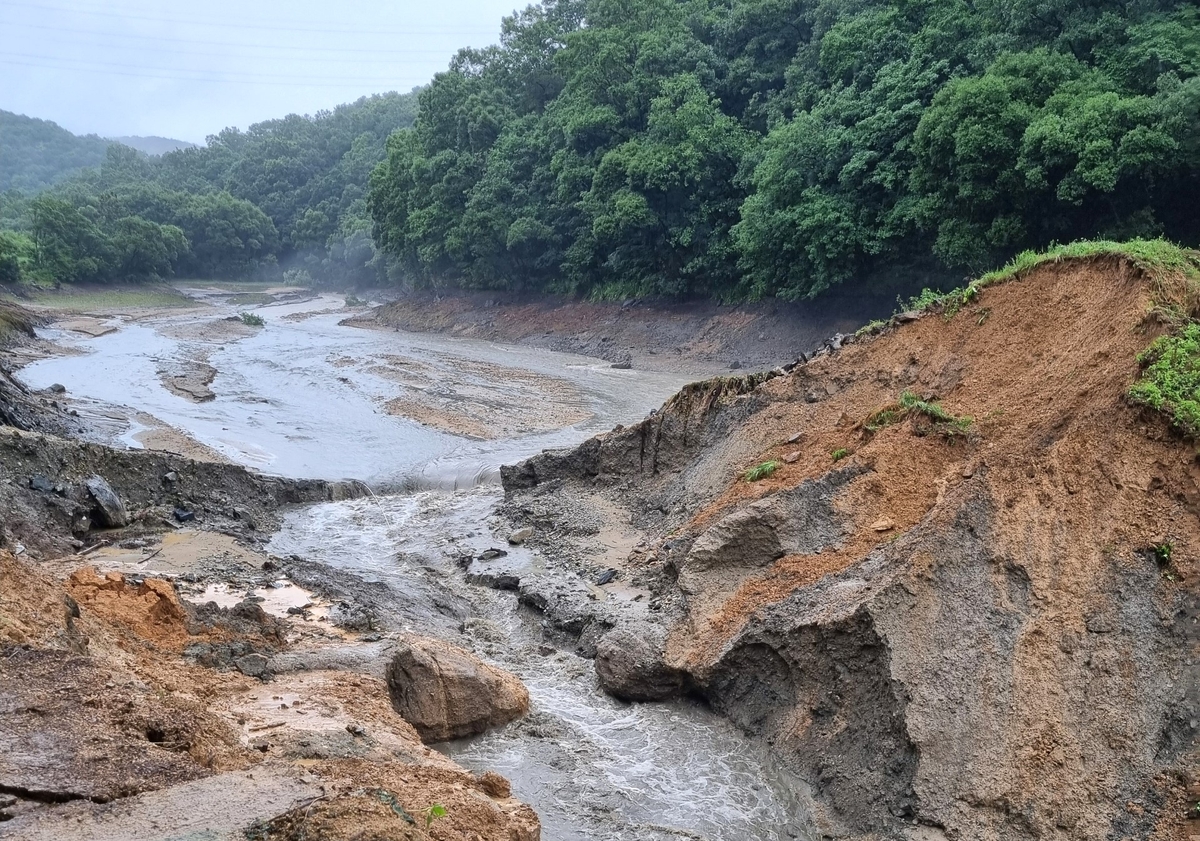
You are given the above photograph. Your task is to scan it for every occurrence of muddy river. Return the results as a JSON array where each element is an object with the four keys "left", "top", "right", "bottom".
[{"left": 16, "top": 290, "right": 815, "bottom": 840}]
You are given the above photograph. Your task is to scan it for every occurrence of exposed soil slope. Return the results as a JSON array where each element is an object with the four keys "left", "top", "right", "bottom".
[
  {"left": 360, "top": 283, "right": 915, "bottom": 375},
  {"left": 501, "top": 256, "right": 1200, "bottom": 840}
]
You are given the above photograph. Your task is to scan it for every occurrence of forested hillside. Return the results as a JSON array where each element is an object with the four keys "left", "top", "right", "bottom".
[
  {"left": 0, "top": 111, "right": 110, "bottom": 192},
  {"left": 368, "top": 0, "right": 1200, "bottom": 300},
  {"left": 0, "top": 92, "right": 419, "bottom": 285}
]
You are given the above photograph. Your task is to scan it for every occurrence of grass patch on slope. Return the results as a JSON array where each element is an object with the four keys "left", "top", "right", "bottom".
[
  {"left": 897, "top": 239, "right": 1200, "bottom": 321},
  {"left": 894, "top": 238, "right": 1200, "bottom": 439}
]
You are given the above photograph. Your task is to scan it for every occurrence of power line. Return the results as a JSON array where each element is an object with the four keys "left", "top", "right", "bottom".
[
  {"left": 0, "top": 0, "right": 501, "bottom": 36},
  {"left": 0, "top": 0, "right": 502, "bottom": 36},
  {"left": 28, "top": 36, "right": 447, "bottom": 64},
  {"left": 3, "top": 50, "right": 450, "bottom": 72},
  {"left": 0, "top": 57, "right": 426, "bottom": 87},
  {"left": 0, "top": 21, "right": 498, "bottom": 54}
]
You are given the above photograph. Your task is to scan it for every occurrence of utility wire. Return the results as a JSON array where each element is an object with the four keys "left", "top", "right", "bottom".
[
  {"left": 0, "top": 21, "right": 496, "bottom": 53},
  {"left": 20, "top": 35, "right": 453, "bottom": 64},
  {"left": 2, "top": 50, "right": 448, "bottom": 73},
  {"left": 0, "top": 57, "right": 425, "bottom": 87},
  {"left": 0, "top": 0, "right": 501, "bottom": 36}
]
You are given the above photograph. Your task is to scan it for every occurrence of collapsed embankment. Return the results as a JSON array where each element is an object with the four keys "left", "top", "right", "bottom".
[
  {"left": 501, "top": 253, "right": 1200, "bottom": 840},
  {"left": 0, "top": 427, "right": 366, "bottom": 559}
]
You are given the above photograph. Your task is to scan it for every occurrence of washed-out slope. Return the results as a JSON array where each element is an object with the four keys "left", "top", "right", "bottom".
[{"left": 504, "top": 255, "right": 1200, "bottom": 840}]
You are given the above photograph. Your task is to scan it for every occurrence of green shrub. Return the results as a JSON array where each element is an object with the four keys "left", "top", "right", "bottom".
[
  {"left": 238, "top": 311, "right": 265, "bottom": 327},
  {"left": 1129, "top": 323, "right": 1200, "bottom": 436},
  {"left": 831, "top": 448, "right": 850, "bottom": 462},
  {"left": 743, "top": 460, "right": 782, "bottom": 482}
]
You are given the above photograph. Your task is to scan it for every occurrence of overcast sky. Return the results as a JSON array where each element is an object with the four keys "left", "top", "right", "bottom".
[{"left": 0, "top": 0, "right": 522, "bottom": 142}]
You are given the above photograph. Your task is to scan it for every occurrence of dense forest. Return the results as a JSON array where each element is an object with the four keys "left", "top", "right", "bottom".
[
  {"left": 368, "top": 0, "right": 1200, "bottom": 300},
  {"left": 0, "top": 92, "right": 419, "bottom": 285},
  {"left": 3, "top": 0, "right": 1197, "bottom": 298},
  {"left": 0, "top": 111, "right": 111, "bottom": 193}
]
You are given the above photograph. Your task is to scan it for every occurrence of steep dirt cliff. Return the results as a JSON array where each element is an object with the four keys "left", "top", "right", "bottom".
[{"left": 502, "top": 254, "right": 1200, "bottom": 840}]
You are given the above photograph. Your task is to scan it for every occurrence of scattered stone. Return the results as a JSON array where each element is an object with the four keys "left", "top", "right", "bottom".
[
  {"left": 29, "top": 475, "right": 54, "bottom": 493},
  {"left": 537, "top": 645, "right": 556, "bottom": 657},
  {"left": 783, "top": 451, "right": 802, "bottom": 464},
  {"left": 345, "top": 723, "right": 366, "bottom": 737},
  {"left": 729, "top": 360, "right": 742, "bottom": 370},
  {"left": 894, "top": 310, "right": 922, "bottom": 323},
  {"left": 595, "top": 623, "right": 685, "bottom": 702},
  {"left": 47, "top": 383, "right": 66, "bottom": 394},
  {"left": 479, "top": 770, "right": 512, "bottom": 799},
  {"left": 163, "top": 471, "right": 178, "bottom": 484},
  {"left": 234, "top": 653, "right": 271, "bottom": 680},
  {"left": 84, "top": 475, "right": 130, "bottom": 528},
  {"left": 786, "top": 432, "right": 804, "bottom": 444},
  {"left": 871, "top": 517, "right": 896, "bottom": 532},
  {"left": 466, "top": 571, "right": 521, "bottom": 591},
  {"left": 478, "top": 548, "right": 509, "bottom": 561},
  {"left": 173, "top": 507, "right": 195, "bottom": 523},
  {"left": 610, "top": 360, "right": 633, "bottom": 370},
  {"left": 328, "top": 601, "right": 375, "bottom": 632},
  {"left": 507, "top": 527, "right": 534, "bottom": 545},
  {"left": 386, "top": 634, "right": 530, "bottom": 742},
  {"left": 595, "top": 568, "right": 618, "bottom": 586}
]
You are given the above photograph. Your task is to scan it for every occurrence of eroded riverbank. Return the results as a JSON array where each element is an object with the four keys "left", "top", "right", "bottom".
[{"left": 0, "top": 286, "right": 823, "bottom": 840}]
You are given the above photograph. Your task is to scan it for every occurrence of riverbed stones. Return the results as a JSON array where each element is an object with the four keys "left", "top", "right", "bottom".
[
  {"left": 84, "top": 475, "right": 129, "bottom": 528},
  {"left": 595, "top": 622, "right": 685, "bottom": 702},
  {"left": 507, "top": 527, "right": 534, "bottom": 545},
  {"left": 386, "top": 634, "right": 529, "bottom": 742}
]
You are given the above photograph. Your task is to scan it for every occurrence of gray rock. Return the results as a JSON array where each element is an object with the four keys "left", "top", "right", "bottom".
[
  {"left": 507, "top": 527, "right": 534, "bottom": 545},
  {"left": 328, "top": 600, "right": 375, "bottom": 632},
  {"left": 234, "top": 653, "right": 270, "bottom": 679},
  {"left": 84, "top": 475, "right": 129, "bottom": 528},
  {"left": 29, "top": 475, "right": 54, "bottom": 493},
  {"left": 595, "top": 623, "right": 684, "bottom": 702}
]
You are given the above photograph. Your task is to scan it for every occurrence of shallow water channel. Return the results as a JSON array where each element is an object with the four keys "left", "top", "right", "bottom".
[{"left": 16, "top": 292, "right": 815, "bottom": 840}]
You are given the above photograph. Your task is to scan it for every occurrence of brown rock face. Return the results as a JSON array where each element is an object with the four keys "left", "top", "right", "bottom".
[{"left": 386, "top": 635, "right": 530, "bottom": 742}]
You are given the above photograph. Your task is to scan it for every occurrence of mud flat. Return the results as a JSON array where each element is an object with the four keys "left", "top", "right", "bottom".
[{"left": 497, "top": 255, "right": 1200, "bottom": 839}]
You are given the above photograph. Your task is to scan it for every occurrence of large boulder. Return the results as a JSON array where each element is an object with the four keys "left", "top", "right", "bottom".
[
  {"left": 386, "top": 635, "right": 529, "bottom": 742},
  {"left": 84, "top": 475, "right": 129, "bottom": 528},
  {"left": 595, "top": 622, "right": 685, "bottom": 702}
]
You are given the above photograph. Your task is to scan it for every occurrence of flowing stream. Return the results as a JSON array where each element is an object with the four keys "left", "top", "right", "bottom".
[{"left": 15, "top": 291, "right": 816, "bottom": 840}]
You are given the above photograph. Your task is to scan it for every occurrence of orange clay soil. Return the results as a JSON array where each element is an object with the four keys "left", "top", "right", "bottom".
[
  {"left": 0, "top": 551, "right": 539, "bottom": 840},
  {"left": 664, "top": 256, "right": 1199, "bottom": 671}
]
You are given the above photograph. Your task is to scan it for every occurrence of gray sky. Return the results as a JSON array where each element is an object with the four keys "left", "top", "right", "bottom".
[{"left": 0, "top": 0, "right": 521, "bottom": 142}]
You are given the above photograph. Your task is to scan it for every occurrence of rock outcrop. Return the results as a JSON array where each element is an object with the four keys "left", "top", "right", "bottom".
[{"left": 386, "top": 634, "right": 530, "bottom": 742}]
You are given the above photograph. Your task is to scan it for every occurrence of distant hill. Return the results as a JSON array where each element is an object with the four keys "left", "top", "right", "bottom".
[
  {"left": 109, "top": 135, "right": 197, "bottom": 156},
  {"left": 0, "top": 110, "right": 109, "bottom": 192}
]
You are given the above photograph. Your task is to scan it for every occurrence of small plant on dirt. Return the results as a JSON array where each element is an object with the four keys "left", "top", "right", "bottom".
[
  {"left": 239, "top": 311, "right": 265, "bottom": 327},
  {"left": 345, "top": 294, "right": 367, "bottom": 307},
  {"left": 831, "top": 448, "right": 850, "bottom": 462},
  {"left": 863, "top": 391, "right": 973, "bottom": 439},
  {"left": 899, "top": 390, "right": 973, "bottom": 433},
  {"left": 1153, "top": 541, "right": 1173, "bottom": 566},
  {"left": 424, "top": 804, "right": 448, "bottom": 828},
  {"left": 855, "top": 319, "right": 888, "bottom": 339},
  {"left": 744, "top": 460, "right": 782, "bottom": 482}
]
